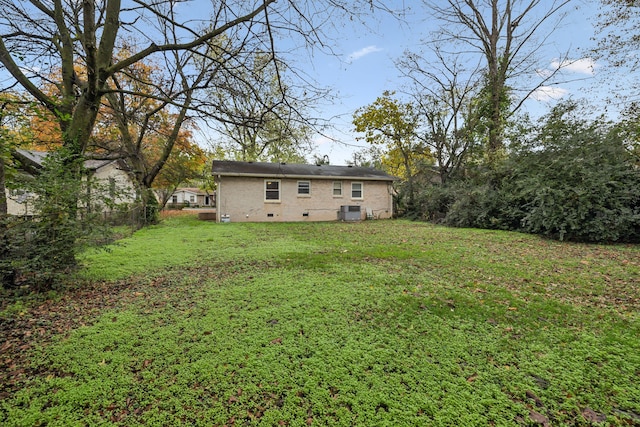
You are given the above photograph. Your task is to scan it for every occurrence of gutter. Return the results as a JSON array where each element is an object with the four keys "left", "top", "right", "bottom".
[{"left": 211, "top": 172, "right": 397, "bottom": 182}]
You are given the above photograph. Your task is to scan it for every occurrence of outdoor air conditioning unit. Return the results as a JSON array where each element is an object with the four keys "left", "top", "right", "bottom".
[{"left": 339, "top": 205, "right": 361, "bottom": 221}]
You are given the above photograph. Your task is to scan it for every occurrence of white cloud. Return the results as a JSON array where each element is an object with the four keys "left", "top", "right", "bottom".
[
  {"left": 347, "top": 45, "right": 383, "bottom": 62},
  {"left": 530, "top": 86, "right": 569, "bottom": 102},
  {"left": 551, "top": 58, "right": 598, "bottom": 75},
  {"left": 536, "top": 68, "right": 553, "bottom": 79}
]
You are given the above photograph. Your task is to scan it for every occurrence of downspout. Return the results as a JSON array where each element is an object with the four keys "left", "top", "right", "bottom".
[
  {"left": 388, "top": 182, "right": 393, "bottom": 218},
  {"left": 216, "top": 175, "right": 221, "bottom": 223}
]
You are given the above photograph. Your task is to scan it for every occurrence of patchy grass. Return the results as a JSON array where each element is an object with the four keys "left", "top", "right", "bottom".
[{"left": 1, "top": 218, "right": 639, "bottom": 426}]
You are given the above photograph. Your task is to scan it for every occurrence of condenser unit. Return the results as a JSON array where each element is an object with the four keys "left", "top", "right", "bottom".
[{"left": 339, "top": 205, "right": 361, "bottom": 221}]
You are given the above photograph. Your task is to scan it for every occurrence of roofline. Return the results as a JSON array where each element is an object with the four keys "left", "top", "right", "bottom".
[
  {"left": 214, "top": 171, "right": 396, "bottom": 181},
  {"left": 14, "top": 149, "right": 123, "bottom": 172}
]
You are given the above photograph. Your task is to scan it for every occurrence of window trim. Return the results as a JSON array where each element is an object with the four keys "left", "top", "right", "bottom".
[
  {"left": 351, "top": 182, "right": 363, "bottom": 199},
  {"left": 265, "top": 179, "right": 281, "bottom": 202},
  {"left": 332, "top": 181, "right": 343, "bottom": 197},
  {"left": 297, "top": 180, "right": 311, "bottom": 196}
]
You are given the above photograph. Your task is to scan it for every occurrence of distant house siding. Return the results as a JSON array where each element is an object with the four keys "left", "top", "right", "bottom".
[
  {"left": 5, "top": 189, "right": 36, "bottom": 216},
  {"left": 6, "top": 160, "right": 136, "bottom": 216},
  {"left": 90, "top": 162, "right": 137, "bottom": 206},
  {"left": 173, "top": 190, "right": 198, "bottom": 204},
  {"left": 216, "top": 176, "right": 393, "bottom": 222},
  {"left": 163, "top": 188, "right": 214, "bottom": 207}
]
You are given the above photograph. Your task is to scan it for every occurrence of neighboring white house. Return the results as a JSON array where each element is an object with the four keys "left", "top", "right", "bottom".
[
  {"left": 164, "top": 187, "right": 214, "bottom": 208},
  {"left": 212, "top": 160, "right": 396, "bottom": 223},
  {"left": 6, "top": 149, "right": 137, "bottom": 216}
]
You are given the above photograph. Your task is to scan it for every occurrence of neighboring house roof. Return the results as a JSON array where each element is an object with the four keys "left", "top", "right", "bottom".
[
  {"left": 14, "top": 149, "right": 120, "bottom": 172},
  {"left": 212, "top": 160, "right": 397, "bottom": 181},
  {"left": 15, "top": 149, "right": 47, "bottom": 166},
  {"left": 174, "top": 187, "right": 209, "bottom": 196}
]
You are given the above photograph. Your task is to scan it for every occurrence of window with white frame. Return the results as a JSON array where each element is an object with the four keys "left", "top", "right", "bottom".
[
  {"left": 265, "top": 180, "right": 280, "bottom": 201},
  {"left": 332, "top": 181, "right": 342, "bottom": 196},
  {"left": 297, "top": 180, "right": 310, "bottom": 195},
  {"left": 351, "top": 182, "right": 363, "bottom": 199}
]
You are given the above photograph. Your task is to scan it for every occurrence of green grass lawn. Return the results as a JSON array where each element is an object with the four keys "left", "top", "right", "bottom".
[{"left": 1, "top": 216, "right": 639, "bottom": 426}]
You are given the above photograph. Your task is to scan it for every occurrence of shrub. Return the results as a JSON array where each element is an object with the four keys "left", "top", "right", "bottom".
[
  {"left": 415, "top": 103, "right": 640, "bottom": 242},
  {"left": 511, "top": 134, "right": 640, "bottom": 242},
  {"left": 504, "top": 103, "right": 640, "bottom": 241},
  {"left": 1, "top": 148, "right": 116, "bottom": 290}
]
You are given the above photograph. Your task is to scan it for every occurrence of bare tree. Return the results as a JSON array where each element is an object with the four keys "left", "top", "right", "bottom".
[
  {"left": 422, "top": 0, "right": 572, "bottom": 163},
  {"left": 205, "top": 53, "right": 316, "bottom": 163},
  {"left": 0, "top": 1, "right": 273, "bottom": 155},
  {"left": 0, "top": 0, "right": 389, "bottom": 156},
  {"left": 399, "top": 46, "right": 483, "bottom": 183},
  {"left": 0, "top": 0, "right": 392, "bottom": 204},
  {"left": 594, "top": 0, "right": 640, "bottom": 104}
]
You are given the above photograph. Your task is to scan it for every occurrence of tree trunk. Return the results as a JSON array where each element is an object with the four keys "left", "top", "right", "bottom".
[
  {"left": 141, "top": 186, "right": 159, "bottom": 226},
  {"left": 0, "top": 155, "right": 7, "bottom": 217}
]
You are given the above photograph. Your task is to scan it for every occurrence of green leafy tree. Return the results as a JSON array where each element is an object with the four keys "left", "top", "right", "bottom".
[
  {"left": 353, "top": 91, "right": 432, "bottom": 212},
  {"left": 614, "top": 102, "right": 640, "bottom": 166},
  {"left": 427, "top": 101, "right": 640, "bottom": 242}
]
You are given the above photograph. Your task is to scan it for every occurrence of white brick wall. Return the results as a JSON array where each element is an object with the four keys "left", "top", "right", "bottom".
[{"left": 216, "top": 177, "right": 393, "bottom": 222}]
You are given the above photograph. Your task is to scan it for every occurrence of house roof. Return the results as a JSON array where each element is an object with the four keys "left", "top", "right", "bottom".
[
  {"left": 212, "top": 160, "right": 397, "bottom": 181},
  {"left": 15, "top": 149, "right": 117, "bottom": 171},
  {"left": 16, "top": 149, "right": 48, "bottom": 165},
  {"left": 174, "top": 187, "right": 208, "bottom": 196}
]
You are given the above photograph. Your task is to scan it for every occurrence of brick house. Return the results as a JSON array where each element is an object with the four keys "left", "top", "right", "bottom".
[{"left": 212, "top": 160, "right": 396, "bottom": 222}]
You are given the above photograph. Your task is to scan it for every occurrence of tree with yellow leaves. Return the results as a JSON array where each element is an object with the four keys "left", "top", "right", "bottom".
[{"left": 353, "top": 91, "right": 433, "bottom": 211}]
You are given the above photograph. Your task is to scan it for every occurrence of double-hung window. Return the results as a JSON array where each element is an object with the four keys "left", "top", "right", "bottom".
[
  {"left": 351, "top": 182, "right": 363, "bottom": 199},
  {"left": 332, "top": 181, "right": 342, "bottom": 196},
  {"left": 297, "top": 180, "right": 310, "bottom": 196},
  {"left": 265, "top": 180, "right": 280, "bottom": 201}
]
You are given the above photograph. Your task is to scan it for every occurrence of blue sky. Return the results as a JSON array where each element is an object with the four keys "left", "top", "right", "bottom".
[
  {"left": 300, "top": 1, "right": 609, "bottom": 165},
  {"left": 1, "top": 1, "right": 621, "bottom": 165}
]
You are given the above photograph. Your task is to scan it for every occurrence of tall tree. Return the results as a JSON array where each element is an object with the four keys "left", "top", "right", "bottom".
[
  {"left": 353, "top": 91, "right": 431, "bottom": 209},
  {"left": 399, "top": 47, "right": 482, "bottom": 183},
  {"left": 206, "top": 53, "right": 315, "bottom": 163},
  {"left": 594, "top": 0, "right": 640, "bottom": 103},
  {"left": 0, "top": 1, "right": 282, "bottom": 159},
  {"left": 422, "top": 0, "right": 571, "bottom": 163},
  {"left": 506, "top": 100, "right": 640, "bottom": 242},
  {"left": 97, "top": 44, "right": 214, "bottom": 223}
]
